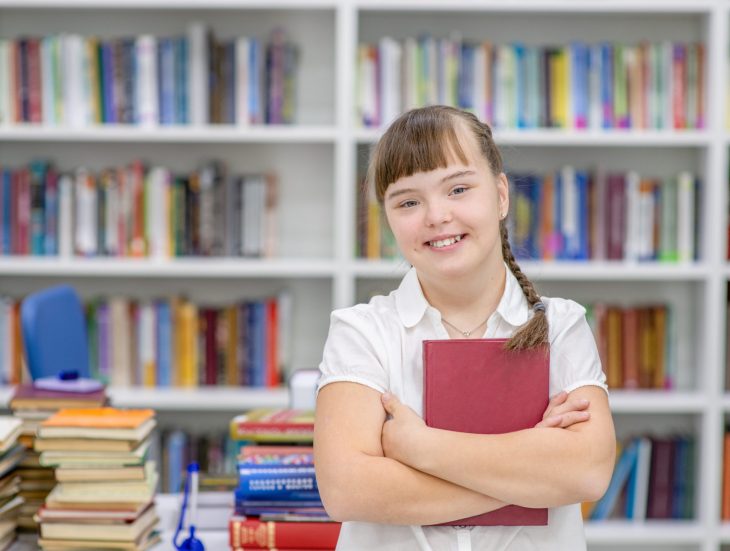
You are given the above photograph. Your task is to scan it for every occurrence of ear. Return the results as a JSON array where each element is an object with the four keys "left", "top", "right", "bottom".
[{"left": 497, "top": 172, "right": 509, "bottom": 217}]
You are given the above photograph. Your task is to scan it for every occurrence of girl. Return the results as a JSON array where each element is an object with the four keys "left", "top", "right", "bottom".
[{"left": 314, "top": 105, "right": 615, "bottom": 551}]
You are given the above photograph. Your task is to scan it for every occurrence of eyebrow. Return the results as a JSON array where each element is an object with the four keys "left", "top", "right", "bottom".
[{"left": 386, "top": 170, "right": 476, "bottom": 201}]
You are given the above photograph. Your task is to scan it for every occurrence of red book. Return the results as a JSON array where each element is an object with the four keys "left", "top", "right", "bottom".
[
  {"left": 423, "top": 339, "right": 549, "bottom": 526},
  {"left": 230, "top": 409, "right": 314, "bottom": 443},
  {"left": 229, "top": 516, "right": 340, "bottom": 550}
]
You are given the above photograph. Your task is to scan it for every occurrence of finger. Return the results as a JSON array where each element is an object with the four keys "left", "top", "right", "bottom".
[
  {"left": 556, "top": 411, "right": 591, "bottom": 428},
  {"left": 551, "top": 398, "right": 590, "bottom": 417},
  {"left": 535, "top": 414, "right": 563, "bottom": 428},
  {"left": 381, "top": 392, "right": 397, "bottom": 414},
  {"left": 542, "top": 391, "right": 568, "bottom": 420}
]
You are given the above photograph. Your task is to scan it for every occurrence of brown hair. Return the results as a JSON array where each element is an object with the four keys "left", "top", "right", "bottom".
[{"left": 367, "top": 105, "right": 548, "bottom": 351}]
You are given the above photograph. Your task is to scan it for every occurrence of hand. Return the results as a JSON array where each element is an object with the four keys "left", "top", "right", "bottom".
[
  {"left": 380, "top": 392, "right": 429, "bottom": 467},
  {"left": 535, "top": 390, "right": 591, "bottom": 429}
]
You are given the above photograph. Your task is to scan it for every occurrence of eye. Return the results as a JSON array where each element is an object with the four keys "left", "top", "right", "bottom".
[
  {"left": 450, "top": 186, "right": 468, "bottom": 196},
  {"left": 399, "top": 200, "right": 419, "bottom": 209}
]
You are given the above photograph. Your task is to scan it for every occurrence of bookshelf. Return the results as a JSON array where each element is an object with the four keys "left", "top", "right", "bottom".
[{"left": 1, "top": 0, "right": 729, "bottom": 549}]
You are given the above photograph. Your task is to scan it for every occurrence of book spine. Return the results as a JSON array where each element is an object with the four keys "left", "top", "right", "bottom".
[{"left": 229, "top": 518, "right": 341, "bottom": 550}]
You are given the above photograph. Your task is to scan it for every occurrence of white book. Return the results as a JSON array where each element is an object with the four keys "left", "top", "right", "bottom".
[
  {"left": 588, "top": 44, "right": 602, "bottom": 130},
  {"left": 188, "top": 22, "right": 209, "bottom": 126},
  {"left": 0, "top": 40, "right": 9, "bottom": 124},
  {"left": 74, "top": 168, "right": 97, "bottom": 256},
  {"left": 629, "top": 437, "right": 652, "bottom": 522},
  {"left": 560, "top": 166, "right": 578, "bottom": 258},
  {"left": 379, "top": 37, "right": 401, "bottom": 128},
  {"left": 425, "top": 36, "right": 437, "bottom": 106},
  {"left": 58, "top": 174, "right": 74, "bottom": 258},
  {"left": 147, "top": 167, "right": 169, "bottom": 259},
  {"left": 0, "top": 417, "right": 21, "bottom": 453},
  {"left": 592, "top": 166, "right": 607, "bottom": 261},
  {"left": 677, "top": 170, "right": 695, "bottom": 263},
  {"left": 135, "top": 35, "right": 158, "bottom": 127},
  {"left": 62, "top": 34, "right": 85, "bottom": 128},
  {"left": 624, "top": 170, "right": 641, "bottom": 262},
  {"left": 494, "top": 45, "right": 510, "bottom": 129},
  {"left": 235, "top": 37, "right": 250, "bottom": 126}
]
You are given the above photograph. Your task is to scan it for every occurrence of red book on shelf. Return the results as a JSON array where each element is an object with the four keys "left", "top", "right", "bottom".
[
  {"left": 229, "top": 516, "right": 340, "bottom": 550},
  {"left": 423, "top": 338, "right": 550, "bottom": 526}
]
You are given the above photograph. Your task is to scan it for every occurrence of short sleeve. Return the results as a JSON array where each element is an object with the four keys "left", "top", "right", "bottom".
[
  {"left": 317, "top": 306, "right": 389, "bottom": 396},
  {"left": 547, "top": 298, "right": 609, "bottom": 396}
]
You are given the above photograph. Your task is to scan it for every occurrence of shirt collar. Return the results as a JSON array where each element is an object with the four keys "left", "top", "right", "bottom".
[{"left": 394, "top": 263, "right": 530, "bottom": 329}]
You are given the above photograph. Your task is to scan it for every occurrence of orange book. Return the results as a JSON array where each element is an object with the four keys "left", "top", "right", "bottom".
[
  {"left": 42, "top": 408, "right": 154, "bottom": 429},
  {"left": 225, "top": 306, "right": 239, "bottom": 386},
  {"left": 652, "top": 306, "right": 667, "bottom": 389},
  {"left": 266, "top": 299, "right": 279, "bottom": 388},
  {"left": 605, "top": 307, "right": 623, "bottom": 389},
  {"left": 621, "top": 308, "right": 639, "bottom": 389}
]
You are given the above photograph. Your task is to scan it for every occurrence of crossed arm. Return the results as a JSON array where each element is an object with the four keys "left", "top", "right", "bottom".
[{"left": 314, "top": 382, "right": 615, "bottom": 525}]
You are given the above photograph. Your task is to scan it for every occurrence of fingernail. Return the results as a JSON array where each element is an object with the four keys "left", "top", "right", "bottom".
[{"left": 580, "top": 399, "right": 590, "bottom": 406}]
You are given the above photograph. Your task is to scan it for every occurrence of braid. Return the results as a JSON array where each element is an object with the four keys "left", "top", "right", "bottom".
[{"left": 500, "top": 220, "right": 549, "bottom": 351}]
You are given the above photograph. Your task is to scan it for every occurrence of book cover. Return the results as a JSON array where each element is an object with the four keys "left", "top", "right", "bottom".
[
  {"left": 230, "top": 409, "right": 314, "bottom": 443},
  {"left": 229, "top": 516, "right": 340, "bottom": 550},
  {"left": 423, "top": 339, "right": 549, "bottom": 526}
]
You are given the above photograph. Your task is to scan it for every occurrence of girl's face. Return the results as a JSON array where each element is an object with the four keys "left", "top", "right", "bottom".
[{"left": 383, "top": 128, "right": 509, "bottom": 284}]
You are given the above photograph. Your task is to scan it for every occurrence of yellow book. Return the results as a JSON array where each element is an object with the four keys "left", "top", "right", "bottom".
[
  {"left": 366, "top": 182, "right": 381, "bottom": 259},
  {"left": 225, "top": 306, "right": 239, "bottom": 386},
  {"left": 551, "top": 48, "right": 568, "bottom": 128},
  {"left": 180, "top": 301, "right": 199, "bottom": 387},
  {"left": 85, "top": 37, "right": 101, "bottom": 124}
]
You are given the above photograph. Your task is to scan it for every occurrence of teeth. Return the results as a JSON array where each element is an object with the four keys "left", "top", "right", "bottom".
[{"left": 430, "top": 235, "right": 461, "bottom": 248}]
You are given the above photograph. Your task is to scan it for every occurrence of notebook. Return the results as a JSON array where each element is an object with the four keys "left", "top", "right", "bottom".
[{"left": 423, "top": 338, "right": 550, "bottom": 526}]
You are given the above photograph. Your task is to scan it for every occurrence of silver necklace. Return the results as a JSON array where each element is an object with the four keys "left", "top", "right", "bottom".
[{"left": 441, "top": 316, "right": 488, "bottom": 338}]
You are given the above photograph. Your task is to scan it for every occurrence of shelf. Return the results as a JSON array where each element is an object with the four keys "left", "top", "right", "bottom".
[
  {"left": 109, "top": 386, "right": 289, "bottom": 411},
  {"left": 351, "top": 260, "right": 709, "bottom": 281},
  {"left": 0, "top": 0, "right": 337, "bottom": 9},
  {"left": 0, "top": 257, "right": 336, "bottom": 278},
  {"left": 355, "top": 0, "right": 715, "bottom": 13},
  {"left": 718, "top": 395, "right": 730, "bottom": 413},
  {"left": 0, "top": 385, "right": 288, "bottom": 411},
  {"left": 0, "top": 125, "right": 338, "bottom": 144},
  {"left": 585, "top": 520, "right": 703, "bottom": 544},
  {"left": 355, "top": 128, "right": 711, "bottom": 147},
  {"left": 609, "top": 391, "right": 705, "bottom": 414}
]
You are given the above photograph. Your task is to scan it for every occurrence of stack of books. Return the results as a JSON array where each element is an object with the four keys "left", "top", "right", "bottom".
[
  {"left": 228, "top": 409, "right": 340, "bottom": 551},
  {"left": 8, "top": 386, "right": 107, "bottom": 532},
  {"left": 33, "top": 407, "right": 160, "bottom": 551},
  {"left": 0, "top": 417, "right": 26, "bottom": 550}
]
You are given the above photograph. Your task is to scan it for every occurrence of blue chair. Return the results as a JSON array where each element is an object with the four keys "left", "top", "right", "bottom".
[{"left": 20, "top": 284, "right": 90, "bottom": 381}]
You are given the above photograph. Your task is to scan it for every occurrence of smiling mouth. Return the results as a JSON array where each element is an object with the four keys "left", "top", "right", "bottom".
[{"left": 427, "top": 234, "right": 465, "bottom": 249}]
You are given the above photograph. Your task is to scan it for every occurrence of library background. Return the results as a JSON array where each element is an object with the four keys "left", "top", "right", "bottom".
[{"left": 0, "top": 0, "right": 728, "bottom": 550}]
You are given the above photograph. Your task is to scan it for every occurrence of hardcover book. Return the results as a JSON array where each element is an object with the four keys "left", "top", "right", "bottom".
[{"left": 423, "top": 338, "right": 549, "bottom": 526}]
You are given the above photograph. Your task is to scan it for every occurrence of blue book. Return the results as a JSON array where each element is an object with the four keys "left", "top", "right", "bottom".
[
  {"left": 236, "top": 465, "right": 320, "bottom": 502},
  {"left": 102, "top": 41, "right": 116, "bottom": 124},
  {"left": 156, "top": 300, "right": 172, "bottom": 387},
  {"left": 249, "top": 39, "right": 261, "bottom": 124},
  {"left": 166, "top": 430, "right": 187, "bottom": 493},
  {"left": 576, "top": 170, "right": 589, "bottom": 260},
  {"left": 590, "top": 438, "right": 639, "bottom": 520},
  {"left": 600, "top": 43, "right": 614, "bottom": 129},
  {"left": 174, "top": 36, "right": 188, "bottom": 124},
  {"left": 44, "top": 168, "right": 58, "bottom": 256},
  {"left": 250, "top": 301, "right": 266, "bottom": 387},
  {"left": 28, "top": 160, "right": 47, "bottom": 256},
  {"left": 158, "top": 38, "right": 175, "bottom": 125},
  {"left": 514, "top": 43, "right": 527, "bottom": 128},
  {"left": 458, "top": 43, "right": 474, "bottom": 111}
]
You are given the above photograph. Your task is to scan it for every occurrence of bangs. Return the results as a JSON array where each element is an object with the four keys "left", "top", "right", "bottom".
[{"left": 372, "top": 110, "right": 470, "bottom": 201}]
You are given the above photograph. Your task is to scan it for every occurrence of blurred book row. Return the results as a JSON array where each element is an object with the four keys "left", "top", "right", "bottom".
[
  {"left": 357, "top": 167, "right": 701, "bottom": 263},
  {"left": 0, "top": 293, "right": 291, "bottom": 389},
  {"left": 0, "top": 160, "right": 278, "bottom": 258},
  {"left": 0, "top": 26, "right": 298, "bottom": 127},
  {"left": 357, "top": 38, "right": 705, "bottom": 131}
]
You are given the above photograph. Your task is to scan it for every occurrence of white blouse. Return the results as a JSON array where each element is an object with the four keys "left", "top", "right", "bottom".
[{"left": 317, "top": 264, "right": 608, "bottom": 551}]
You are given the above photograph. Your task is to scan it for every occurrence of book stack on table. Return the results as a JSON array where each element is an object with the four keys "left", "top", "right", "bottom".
[
  {"left": 32, "top": 407, "right": 161, "bottom": 551},
  {"left": 8, "top": 386, "right": 107, "bottom": 533},
  {"left": 228, "top": 409, "right": 340, "bottom": 551},
  {"left": 0, "top": 417, "right": 26, "bottom": 550}
]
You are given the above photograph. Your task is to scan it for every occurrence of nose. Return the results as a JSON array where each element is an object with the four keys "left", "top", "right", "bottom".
[{"left": 424, "top": 198, "right": 452, "bottom": 227}]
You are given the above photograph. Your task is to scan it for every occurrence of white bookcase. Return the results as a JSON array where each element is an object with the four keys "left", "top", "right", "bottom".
[{"left": 0, "top": 1, "right": 729, "bottom": 549}]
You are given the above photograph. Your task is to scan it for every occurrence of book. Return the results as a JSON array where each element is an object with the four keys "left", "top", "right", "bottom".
[
  {"left": 38, "top": 526, "right": 160, "bottom": 550},
  {"left": 0, "top": 417, "right": 21, "bottom": 454},
  {"left": 55, "top": 463, "right": 148, "bottom": 482},
  {"left": 230, "top": 409, "right": 314, "bottom": 443},
  {"left": 39, "top": 501, "right": 157, "bottom": 541},
  {"left": 35, "top": 436, "right": 145, "bottom": 452},
  {"left": 229, "top": 516, "right": 341, "bottom": 550},
  {"left": 9, "top": 385, "right": 107, "bottom": 410},
  {"left": 422, "top": 338, "right": 549, "bottom": 526},
  {"left": 39, "top": 408, "right": 155, "bottom": 441}
]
